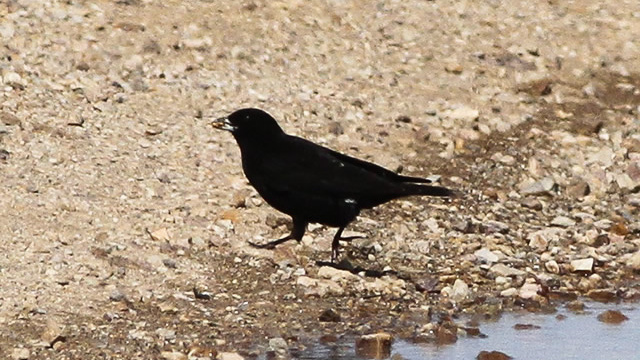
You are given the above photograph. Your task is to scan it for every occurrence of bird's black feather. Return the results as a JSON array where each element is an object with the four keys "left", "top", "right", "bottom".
[{"left": 212, "top": 108, "right": 457, "bottom": 262}]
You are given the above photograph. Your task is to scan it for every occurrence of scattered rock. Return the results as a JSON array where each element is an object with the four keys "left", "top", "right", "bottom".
[
  {"left": 518, "top": 280, "right": 541, "bottom": 300},
  {"left": 0, "top": 111, "right": 21, "bottom": 126},
  {"left": 616, "top": 173, "right": 638, "bottom": 190},
  {"left": 109, "top": 289, "right": 127, "bottom": 302},
  {"left": 395, "top": 115, "right": 412, "bottom": 123},
  {"left": 218, "top": 352, "right": 245, "bottom": 360},
  {"left": 451, "top": 279, "right": 470, "bottom": 302},
  {"left": 319, "top": 308, "right": 341, "bottom": 322},
  {"left": 296, "top": 276, "right": 344, "bottom": 297},
  {"left": 500, "top": 287, "right": 518, "bottom": 297},
  {"left": 567, "top": 300, "right": 585, "bottom": 313},
  {"left": 588, "top": 147, "right": 615, "bottom": 167},
  {"left": 413, "top": 276, "right": 439, "bottom": 293},
  {"left": 545, "top": 260, "right": 560, "bottom": 274},
  {"left": 610, "top": 221, "right": 629, "bottom": 236},
  {"left": 597, "top": 310, "right": 629, "bottom": 324},
  {"left": 160, "top": 351, "right": 186, "bottom": 360},
  {"left": 355, "top": 333, "right": 393, "bottom": 359},
  {"left": 474, "top": 248, "right": 499, "bottom": 264},
  {"left": 519, "top": 177, "right": 555, "bottom": 196},
  {"left": 187, "top": 345, "right": 218, "bottom": 358},
  {"left": 519, "top": 78, "right": 553, "bottom": 96},
  {"left": 445, "top": 106, "right": 479, "bottom": 121},
  {"left": 477, "top": 350, "right": 512, "bottom": 360},
  {"left": 489, "top": 264, "right": 526, "bottom": 277},
  {"left": 317, "top": 266, "right": 361, "bottom": 283},
  {"left": 1, "top": 2, "right": 639, "bottom": 356},
  {"left": 232, "top": 189, "right": 252, "bottom": 208},
  {"left": 182, "top": 36, "right": 213, "bottom": 49},
  {"left": 491, "top": 152, "right": 516, "bottom": 165},
  {"left": 3, "top": 71, "right": 24, "bottom": 88},
  {"left": 551, "top": 216, "right": 576, "bottom": 227},
  {"left": 587, "top": 289, "right": 617, "bottom": 303},
  {"left": 0, "top": 149, "right": 10, "bottom": 161},
  {"left": 0, "top": 23, "right": 15, "bottom": 39},
  {"left": 571, "top": 258, "right": 594, "bottom": 272},
  {"left": 513, "top": 323, "right": 541, "bottom": 330},
  {"left": 156, "top": 328, "right": 176, "bottom": 341},
  {"left": 527, "top": 228, "right": 563, "bottom": 251},
  {"left": 435, "top": 326, "right": 458, "bottom": 345},
  {"left": 626, "top": 251, "right": 640, "bottom": 270},
  {"left": 328, "top": 121, "right": 344, "bottom": 135},
  {"left": 41, "top": 319, "right": 66, "bottom": 348},
  {"left": 11, "top": 348, "right": 30, "bottom": 360},
  {"left": 268, "top": 337, "right": 288, "bottom": 355},
  {"left": 444, "top": 63, "right": 464, "bottom": 74},
  {"left": 521, "top": 198, "right": 543, "bottom": 210},
  {"left": 566, "top": 180, "right": 590, "bottom": 198},
  {"left": 148, "top": 227, "right": 171, "bottom": 242},
  {"left": 482, "top": 220, "right": 510, "bottom": 234}
]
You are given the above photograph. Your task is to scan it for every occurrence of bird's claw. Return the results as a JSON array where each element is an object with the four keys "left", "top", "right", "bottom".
[{"left": 331, "top": 250, "right": 338, "bottom": 263}]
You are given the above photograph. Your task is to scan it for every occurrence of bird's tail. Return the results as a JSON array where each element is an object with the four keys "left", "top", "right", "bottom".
[{"left": 401, "top": 184, "right": 460, "bottom": 198}]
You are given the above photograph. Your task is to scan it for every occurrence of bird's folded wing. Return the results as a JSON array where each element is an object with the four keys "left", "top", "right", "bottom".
[
  {"left": 254, "top": 136, "right": 405, "bottom": 198},
  {"left": 326, "top": 148, "right": 432, "bottom": 184}
]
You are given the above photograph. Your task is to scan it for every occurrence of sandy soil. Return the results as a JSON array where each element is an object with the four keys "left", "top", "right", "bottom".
[{"left": 1, "top": 0, "right": 640, "bottom": 359}]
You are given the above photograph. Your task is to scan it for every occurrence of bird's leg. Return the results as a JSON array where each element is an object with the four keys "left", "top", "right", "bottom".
[
  {"left": 330, "top": 227, "right": 344, "bottom": 263},
  {"left": 247, "top": 218, "right": 307, "bottom": 250},
  {"left": 330, "top": 227, "right": 366, "bottom": 262}
]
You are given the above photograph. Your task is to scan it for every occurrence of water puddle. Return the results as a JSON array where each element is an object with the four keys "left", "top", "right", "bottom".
[{"left": 292, "top": 302, "right": 639, "bottom": 360}]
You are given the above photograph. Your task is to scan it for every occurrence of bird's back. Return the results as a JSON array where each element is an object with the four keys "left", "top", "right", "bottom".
[{"left": 239, "top": 133, "right": 439, "bottom": 217}]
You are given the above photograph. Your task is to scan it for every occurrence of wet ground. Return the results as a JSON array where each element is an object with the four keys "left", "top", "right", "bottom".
[{"left": 295, "top": 301, "right": 639, "bottom": 360}]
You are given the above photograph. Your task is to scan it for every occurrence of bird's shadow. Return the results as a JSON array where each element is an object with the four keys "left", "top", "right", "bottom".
[{"left": 315, "top": 259, "right": 398, "bottom": 278}]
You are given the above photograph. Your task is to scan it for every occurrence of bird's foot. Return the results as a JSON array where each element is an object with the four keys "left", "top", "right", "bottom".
[
  {"left": 331, "top": 248, "right": 339, "bottom": 263},
  {"left": 329, "top": 235, "right": 364, "bottom": 261},
  {"left": 247, "top": 234, "right": 297, "bottom": 250}
]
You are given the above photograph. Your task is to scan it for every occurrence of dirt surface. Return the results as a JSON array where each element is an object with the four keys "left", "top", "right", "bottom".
[{"left": 1, "top": 1, "right": 640, "bottom": 359}]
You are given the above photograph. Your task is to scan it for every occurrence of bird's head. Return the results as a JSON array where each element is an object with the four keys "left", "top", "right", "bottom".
[{"left": 211, "top": 108, "right": 284, "bottom": 140}]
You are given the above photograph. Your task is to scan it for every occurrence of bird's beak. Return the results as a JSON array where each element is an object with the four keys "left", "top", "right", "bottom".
[{"left": 211, "top": 117, "right": 236, "bottom": 132}]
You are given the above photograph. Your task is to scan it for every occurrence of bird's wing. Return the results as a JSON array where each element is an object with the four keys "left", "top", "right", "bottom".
[
  {"left": 250, "top": 136, "right": 406, "bottom": 200},
  {"left": 325, "top": 148, "right": 432, "bottom": 184}
]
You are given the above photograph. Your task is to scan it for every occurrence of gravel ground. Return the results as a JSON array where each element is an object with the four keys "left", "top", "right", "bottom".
[{"left": 1, "top": 0, "right": 640, "bottom": 359}]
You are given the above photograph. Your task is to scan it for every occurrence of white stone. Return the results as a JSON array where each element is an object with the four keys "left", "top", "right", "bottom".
[
  {"left": 0, "top": 23, "right": 15, "bottom": 39},
  {"left": 11, "top": 348, "right": 29, "bottom": 360},
  {"left": 551, "top": 216, "right": 576, "bottom": 227},
  {"left": 519, "top": 177, "right": 555, "bottom": 195},
  {"left": 219, "top": 352, "right": 245, "bottom": 360},
  {"left": 625, "top": 251, "right": 640, "bottom": 270},
  {"left": 545, "top": 260, "right": 560, "bottom": 274},
  {"left": 445, "top": 106, "right": 479, "bottom": 121},
  {"left": 451, "top": 279, "right": 470, "bottom": 302},
  {"left": 571, "top": 258, "right": 594, "bottom": 272},
  {"left": 160, "top": 351, "right": 186, "bottom": 360},
  {"left": 317, "top": 266, "right": 360, "bottom": 282},
  {"left": 500, "top": 287, "right": 518, "bottom": 297},
  {"left": 489, "top": 263, "right": 526, "bottom": 277},
  {"left": 519, "top": 281, "right": 541, "bottom": 299},
  {"left": 474, "top": 247, "right": 499, "bottom": 263}
]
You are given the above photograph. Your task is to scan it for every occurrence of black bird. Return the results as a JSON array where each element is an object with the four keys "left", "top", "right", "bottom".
[{"left": 212, "top": 108, "right": 456, "bottom": 262}]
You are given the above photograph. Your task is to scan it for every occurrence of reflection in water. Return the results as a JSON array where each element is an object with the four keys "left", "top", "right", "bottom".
[{"left": 294, "top": 302, "right": 638, "bottom": 360}]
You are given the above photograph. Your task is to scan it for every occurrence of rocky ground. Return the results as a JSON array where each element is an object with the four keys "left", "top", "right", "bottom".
[{"left": 1, "top": 0, "right": 640, "bottom": 359}]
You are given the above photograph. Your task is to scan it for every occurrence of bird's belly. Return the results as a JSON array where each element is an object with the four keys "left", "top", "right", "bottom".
[{"left": 254, "top": 186, "right": 359, "bottom": 227}]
